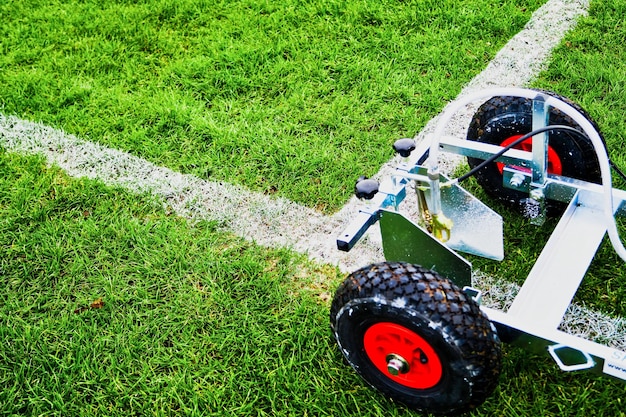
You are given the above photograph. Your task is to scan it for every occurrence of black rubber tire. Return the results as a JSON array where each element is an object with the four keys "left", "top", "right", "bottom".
[
  {"left": 330, "top": 262, "right": 501, "bottom": 415},
  {"left": 466, "top": 90, "right": 604, "bottom": 212}
]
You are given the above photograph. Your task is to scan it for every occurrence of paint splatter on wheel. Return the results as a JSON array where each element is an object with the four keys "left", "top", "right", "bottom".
[{"left": 330, "top": 261, "right": 502, "bottom": 415}]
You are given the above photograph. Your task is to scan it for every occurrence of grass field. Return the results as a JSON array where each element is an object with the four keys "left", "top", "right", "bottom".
[
  {"left": 1, "top": 0, "right": 626, "bottom": 416},
  {"left": 0, "top": 0, "right": 546, "bottom": 212}
]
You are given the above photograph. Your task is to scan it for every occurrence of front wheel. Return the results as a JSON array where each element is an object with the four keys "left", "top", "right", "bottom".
[{"left": 330, "top": 262, "right": 502, "bottom": 415}]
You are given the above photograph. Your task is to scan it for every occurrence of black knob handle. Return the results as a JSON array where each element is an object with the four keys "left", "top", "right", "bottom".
[
  {"left": 393, "top": 138, "right": 416, "bottom": 157},
  {"left": 355, "top": 176, "right": 379, "bottom": 200}
]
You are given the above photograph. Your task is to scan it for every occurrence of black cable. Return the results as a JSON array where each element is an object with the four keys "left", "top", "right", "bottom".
[
  {"left": 610, "top": 160, "right": 626, "bottom": 183},
  {"left": 456, "top": 125, "right": 583, "bottom": 184},
  {"left": 451, "top": 124, "right": 626, "bottom": 185}
]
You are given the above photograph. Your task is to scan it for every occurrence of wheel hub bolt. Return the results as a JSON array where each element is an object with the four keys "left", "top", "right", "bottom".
[{"left": 386, "top": 354, "right": 410, "bottom": 376}]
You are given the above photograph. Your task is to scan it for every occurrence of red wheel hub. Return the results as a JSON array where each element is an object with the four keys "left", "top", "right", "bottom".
[
  {"left": 497, "top": 135, "right": 563, "bottom": 176},
  {"left": 363, "top": 322, "right": 443, "bottom": 389}
]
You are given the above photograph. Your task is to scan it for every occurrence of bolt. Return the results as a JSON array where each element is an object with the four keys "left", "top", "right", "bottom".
[
  {"left": 509, "top": 173, "right": 526, "bottom": 188},
  {"left": 530, "top": 188, "right": 545, "bottom": 202}
]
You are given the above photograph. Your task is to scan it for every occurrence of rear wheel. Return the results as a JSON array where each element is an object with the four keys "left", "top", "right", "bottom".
[
  {"left": 466, "top": 90, "right": 604, "bottom": 212},
  {"left": 330, "top": 262, "right": 501, "bottom": 415}
]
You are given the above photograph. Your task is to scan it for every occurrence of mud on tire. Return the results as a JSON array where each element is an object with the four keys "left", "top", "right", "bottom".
[{"left": 330, "top": 262, "right": 502, "bottom": 415}]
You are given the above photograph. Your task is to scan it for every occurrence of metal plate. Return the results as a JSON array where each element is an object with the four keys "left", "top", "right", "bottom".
[
  {"left": 424, "top": 174, "right": 504, "bottom": 261},
  {"left": 379, "top": 210, "right": 472, "bottom": 288}
]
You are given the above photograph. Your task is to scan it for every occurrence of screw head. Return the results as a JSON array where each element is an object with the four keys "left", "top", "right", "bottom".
[
  {"left": 530, "top": 188, "right": 545, "bottom": 201},
  {"left": 509, "top": 172, "right": 526, "bottom": 188}
]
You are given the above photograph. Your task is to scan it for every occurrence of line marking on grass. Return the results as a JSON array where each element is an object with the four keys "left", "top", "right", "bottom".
[
  {"left": 0, "top": 113, "right": 355, "bottom": 267},
  {"left": 3, "top": 0, "right": 624, "bottom": 349},
  {"left": 362, "top": 0, "right": 592, "bottom": 183}
]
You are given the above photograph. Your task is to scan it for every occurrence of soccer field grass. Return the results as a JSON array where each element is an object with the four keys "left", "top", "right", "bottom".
[{"left": 2, "top": 0, "right": 626, "bottom": 415}]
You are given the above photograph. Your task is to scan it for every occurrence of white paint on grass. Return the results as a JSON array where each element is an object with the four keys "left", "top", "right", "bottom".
[
  {"left": 3, "top": 0, "right": 624, "bottom": 349},
  {"left": 0, "top": 113, "right": 375, "bottom": 272}
]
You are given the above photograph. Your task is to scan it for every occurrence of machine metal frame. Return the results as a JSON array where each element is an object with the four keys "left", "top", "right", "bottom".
[{"left": 337, "top": 88, "right": 626, "bottom": 381}]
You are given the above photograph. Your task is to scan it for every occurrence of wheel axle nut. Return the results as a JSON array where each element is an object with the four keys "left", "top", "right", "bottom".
[{"left": 386, "top": 354, "right": 410, "bottom": 376}]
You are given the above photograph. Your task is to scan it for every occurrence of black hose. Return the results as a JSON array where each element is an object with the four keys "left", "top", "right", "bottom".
[{"left": 610, "top": 160, "right": 626, "bottom": 183}]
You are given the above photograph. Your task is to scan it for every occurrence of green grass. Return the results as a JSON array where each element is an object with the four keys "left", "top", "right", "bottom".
[
  {"left": 0, "top": 0, "right": 543, "bottom": 212},
  {"left": 0, "top": 151, "right": 348, "bottom": 416},
  {"left": 2, "top": 0, "right": 626, "bottom": 416}
]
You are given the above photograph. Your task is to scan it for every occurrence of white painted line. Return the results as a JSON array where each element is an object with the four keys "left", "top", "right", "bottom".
[
  {"left": 0, "top": 0, "right": 592, "bottom": 271},
  {"left": 4, "top": 0, "right": 624, "bottom": 350},
  {"left": 0, "top": 113, "right": 367, "bottom": 270},
  {"left": 356, "top": 0, "right": 592, "bottom": 186}
]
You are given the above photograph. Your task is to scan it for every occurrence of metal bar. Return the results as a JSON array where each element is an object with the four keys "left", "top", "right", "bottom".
[
  {"left": 506, "top": 190, "right": 607, "bottom": 330},
  {"left": 336, "top": 211, "right": 379, "bottom": 252},
  {"left": 531, "top": 97, "right": 549, "bottom": 185},
  {"left": 502, "top": 167, "right": 626, "bottom": 215},
  {"left": 410, "top": 134, "right": 433, "bottom": 166},
  {"left": 482, "top": 306, "right": 626, "bottom": 380},
  {"left": 390, "top": 172, "right": 431, "bottom": 183},
  {"left": 438, "top": 136, "right": 626, "bottom": 215},
  {"left": 439, "top": 136, "right": 532, "bottom": 167}
]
